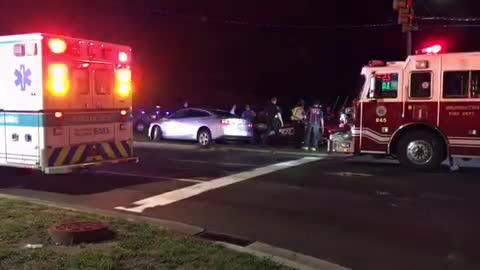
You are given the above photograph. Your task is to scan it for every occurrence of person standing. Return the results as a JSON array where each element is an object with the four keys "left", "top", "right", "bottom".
[
  {"left": 303, "top": 100, "right": 324, "bottom": 151},
  {"left": 242, "top": 104, "right": 256, "bottom": 122},
  {"left": 230, "top": 104, "right": 237, "bottom": 115},
  {"left": 261, "top": 97, "right": 281, "bottom": 145},
  {"left": 291, "top": 99, "right": 306, "bottom": 147}
]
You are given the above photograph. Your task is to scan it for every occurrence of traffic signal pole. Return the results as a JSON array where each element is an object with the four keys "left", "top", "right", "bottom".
[
  {"left": 407, "top": 31, "right": 412, "bottom": 56},
  {"left": 407, "top": 0, "right": 413, "bottom": 55},
  {"left": 393, "top": 0, "right": 414, "bottom": 56}
]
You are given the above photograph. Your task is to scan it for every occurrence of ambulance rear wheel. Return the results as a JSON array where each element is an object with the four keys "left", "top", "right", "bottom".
[
  {"left": 151, "top": 126, "right": 163, "bottom": 141},
  {"left": 397, "top": 131, "right": 445, "bottom": 170}
]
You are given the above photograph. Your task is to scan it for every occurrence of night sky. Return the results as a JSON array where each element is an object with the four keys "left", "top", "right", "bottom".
[{"left": 1, "top": 0, "right": 480, "bottom": 110}]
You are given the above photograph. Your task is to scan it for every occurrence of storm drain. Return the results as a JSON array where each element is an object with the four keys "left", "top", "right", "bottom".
[{"left": 195, "top": 231, "right": 254, "bottom": 247}]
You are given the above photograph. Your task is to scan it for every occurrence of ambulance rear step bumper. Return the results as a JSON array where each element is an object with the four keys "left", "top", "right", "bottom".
[{"left": 43, "top": 157, "right": 139, "bottom": 175}]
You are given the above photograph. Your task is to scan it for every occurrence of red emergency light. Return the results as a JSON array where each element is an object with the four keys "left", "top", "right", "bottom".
[
  {"left": 425, "top": 45, "right": 442, "bottom": 54},
  {"left": 417, "top": 44, "right": 443, "bottom": 55},
  {"left": 118, "top": 51, "right": 128, "bottom": 63},
  {"left": 48, "top": 39, "right": 67, "bottom": 54}
]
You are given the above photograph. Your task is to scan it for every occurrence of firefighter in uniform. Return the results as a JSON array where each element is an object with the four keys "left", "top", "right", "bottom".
[
  {"left": 291, "top": 99, "right": 306, "bottom": 147},
  {"left": 303, "top": 100, "right": 324, "bottom": 151}
]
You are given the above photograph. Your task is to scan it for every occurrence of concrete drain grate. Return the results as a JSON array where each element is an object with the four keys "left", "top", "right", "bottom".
[
  {"left": 48, "top": 221, "right": 114, "bottom": 245},
  {"left": 196, "top": 231, "right": 254, "bottom": 247}
]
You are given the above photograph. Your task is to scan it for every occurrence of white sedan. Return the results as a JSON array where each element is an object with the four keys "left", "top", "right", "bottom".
[{"left": 148, "top": 108, "right": 254, "bottom": 146}]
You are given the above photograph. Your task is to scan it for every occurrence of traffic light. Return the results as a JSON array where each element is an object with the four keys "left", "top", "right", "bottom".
[{"left": 393, "top": 0, "right": 414, "bottom": 33}]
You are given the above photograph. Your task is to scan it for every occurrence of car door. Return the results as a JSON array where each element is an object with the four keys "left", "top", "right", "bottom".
[
  {"left": 186, "top": 109, "right": 213, "bottom": 140},
  {"left": 161, "top": 109, "right": 191, "bottom": 139}
]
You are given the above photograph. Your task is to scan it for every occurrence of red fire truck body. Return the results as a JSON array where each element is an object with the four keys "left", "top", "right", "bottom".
[{"left": 343, "top": 51, "right": 480, "bottom": 169}]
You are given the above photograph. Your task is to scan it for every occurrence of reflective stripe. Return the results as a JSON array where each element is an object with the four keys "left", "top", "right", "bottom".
[{"left": 47, "top": 141, "right": 132, "bottom": 167}]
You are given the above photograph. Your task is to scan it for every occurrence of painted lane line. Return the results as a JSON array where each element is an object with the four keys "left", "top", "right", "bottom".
[
  {"left": 95, "top": 170, "right": 205, "bottom": 183},
  {"left": 115, "top": 157, "right": 323, "bottom": 213},
  {"left": 170, "top": 159, "right": 256, "bottom": 167}
]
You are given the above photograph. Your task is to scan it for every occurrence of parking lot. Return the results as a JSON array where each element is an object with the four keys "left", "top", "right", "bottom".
[{"left": 1, "top": 142, "right": 480, "bottom": 270}]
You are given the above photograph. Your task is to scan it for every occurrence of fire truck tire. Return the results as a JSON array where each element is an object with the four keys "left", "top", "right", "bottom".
[
  {"left": 397, "top": 131, "right": 446, "bottom": 170},
  {"left": 151, "top": 126, "right": 163, "bottom": 141}
]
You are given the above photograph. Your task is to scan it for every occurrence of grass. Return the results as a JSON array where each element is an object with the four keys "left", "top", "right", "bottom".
[{"left": 0, "top": 198, "right": 292, "bottom": 270}]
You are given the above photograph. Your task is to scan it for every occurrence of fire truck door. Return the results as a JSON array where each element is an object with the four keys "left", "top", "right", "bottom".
[
  {"left": 404, "top": 72, "right": 437, "bottom": 123},
  {"left": 361, "top": 72, "right": 403, "bottom": 153},
  {"left": 439, "top": 71, "right": 480, "bottom": 156}
]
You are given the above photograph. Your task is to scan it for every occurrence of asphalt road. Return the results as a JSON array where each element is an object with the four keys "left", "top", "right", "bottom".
[{"left": 1, "top": 143, "right": 480, "bottom": 270}]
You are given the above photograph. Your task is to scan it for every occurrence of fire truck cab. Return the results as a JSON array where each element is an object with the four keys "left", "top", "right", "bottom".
[{"left": 331, "top": 50, "right": 480, "bottom": 170}]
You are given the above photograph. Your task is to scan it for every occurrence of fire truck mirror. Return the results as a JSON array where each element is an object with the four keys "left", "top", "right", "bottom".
[{"left": 368, "top": 76, "right": 377, "bottom": 98}]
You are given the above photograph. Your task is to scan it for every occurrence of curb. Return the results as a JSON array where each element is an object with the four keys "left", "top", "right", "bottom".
[
  {"left": 0, "top": 193, "right": 204, "bottom": 236},
  {"left": 0, "top": 193, "right": 350, "bottom": 270},
  {"left": 219, "top": 241, "right": 351, "bottom": 270}
]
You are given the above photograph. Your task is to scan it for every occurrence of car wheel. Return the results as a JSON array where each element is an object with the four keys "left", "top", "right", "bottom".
[
  {"left": 197, "top": 128, "right": 212, "bottom": 147},
  {"left": 151, "top": 126, "right": 163, "bottom": 141},
  {"left": 397, "top": 131, "right": 446, "bottom": 170}
]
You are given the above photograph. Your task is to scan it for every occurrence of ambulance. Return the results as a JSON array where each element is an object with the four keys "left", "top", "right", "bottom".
[
  {"left": 0, "top": 33, "right": 138, "bottom": 174},
  {"left": 329, "top": 45, "right": 480, "bottom": 170}
]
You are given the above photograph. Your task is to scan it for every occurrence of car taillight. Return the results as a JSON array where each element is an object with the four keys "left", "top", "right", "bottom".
[
  {"left": 48, "top": 64, "right": 69, "bottom": 96},
  {"left": 221, "top": 119, "right": 231, "bottom": 125},
  {"left": 116, "top": 69, "right": 132, "bottom": 98},
  {"left": 248, "top": 123, "right": 253, "bottom": 128}
]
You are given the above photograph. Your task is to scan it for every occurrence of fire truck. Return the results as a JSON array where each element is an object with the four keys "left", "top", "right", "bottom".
[
  {"left": 329, "top": 46, "right": 480, "bottom": 170},
  {"left": 0, "top": 33, "right": 138, "bottom": 174}
]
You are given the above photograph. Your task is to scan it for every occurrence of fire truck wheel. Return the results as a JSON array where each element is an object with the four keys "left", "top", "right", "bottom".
[
  {"left": 151, "top": 126, "right": 163, "bottom": 141},
  {"left": 397, "top": 131, "right": 445, "bottom": 170}
]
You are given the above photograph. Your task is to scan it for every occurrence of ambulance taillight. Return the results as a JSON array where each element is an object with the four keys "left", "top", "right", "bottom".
[
  {"left": 48, "top": 64, "right": 70, "bottom": 97},
  {"left": 116, "top": 69, "right": 132, "bottom": 98},
  {"left": 48, "top": 39, "right": 67, "bottom": 54}
]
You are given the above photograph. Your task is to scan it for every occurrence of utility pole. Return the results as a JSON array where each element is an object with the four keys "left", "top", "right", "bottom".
[{"left": 393, "top": 0, "right": 415, "bottom": 56}]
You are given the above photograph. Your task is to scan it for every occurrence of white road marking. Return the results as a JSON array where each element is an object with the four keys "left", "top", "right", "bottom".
[
  {"left": 115, "top": 157, "right": 323, "bottom": 213},
  {"left": 170, "top": 159, "right": 256, "bottom": 167},
  {"left": 95, "top": 170, "right": 205, "bottom": 183}
]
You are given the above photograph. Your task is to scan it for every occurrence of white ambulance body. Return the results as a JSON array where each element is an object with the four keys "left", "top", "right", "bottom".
[{"left": 0, "top": 33, "right": 138, "bottom": 173}]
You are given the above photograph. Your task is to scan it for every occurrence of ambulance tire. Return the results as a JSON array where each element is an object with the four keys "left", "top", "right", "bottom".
[
  {"left": 151, "top": 126, "right": 163, "bottom": 141},
  {"left": 397, "top": 131, "right": 445, "bottom": 171},
  {"left": 197, "top": 128, "right": 212, "bottom": 147}
]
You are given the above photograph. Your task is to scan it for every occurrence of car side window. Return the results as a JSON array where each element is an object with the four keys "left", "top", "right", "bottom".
[
  {"left": 169, "top": 110, "right": 189, "bottom": 119},
  {"left": 189, "top": 110, "right": 210, "bottom": 118}
]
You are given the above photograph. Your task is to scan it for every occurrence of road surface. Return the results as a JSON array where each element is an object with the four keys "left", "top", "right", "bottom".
[{"left": 1, "top": 142, "right": 479, "bottom": 270}]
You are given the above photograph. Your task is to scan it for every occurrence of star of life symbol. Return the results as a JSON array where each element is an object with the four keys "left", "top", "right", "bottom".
[{"left": 14, "top": 64, "right": 32, "bottom": 91}]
